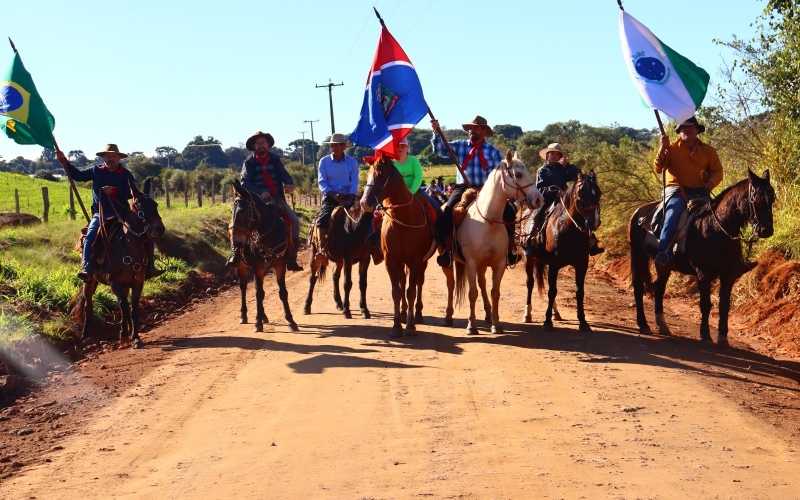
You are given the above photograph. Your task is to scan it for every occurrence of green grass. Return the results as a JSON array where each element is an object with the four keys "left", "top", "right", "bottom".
[{"left": 0, "top": 171, "right": 93, "bottom": 219}]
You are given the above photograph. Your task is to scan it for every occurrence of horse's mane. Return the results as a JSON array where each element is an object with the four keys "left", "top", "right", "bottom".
[{"left": 711, "top": 178, "right": 748, "bottom": 209}]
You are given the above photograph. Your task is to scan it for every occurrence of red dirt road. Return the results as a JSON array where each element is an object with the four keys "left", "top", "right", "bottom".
[{"left": 2, "top": 261, "right": 800, "bottom": 499}]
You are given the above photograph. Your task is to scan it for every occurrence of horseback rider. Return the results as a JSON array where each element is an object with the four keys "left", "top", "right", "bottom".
[
  {"left": 653, "top": 117, "right": 722, "bottom": 267},
  {"left": 430, "top": 115, "right": 518, "bottom": 268},
  {"left": 530, "top": 143, "right": 604, "bottom": 255},
  {"left": 226, "top": 131, "right": 303, "bottom": 272},
  {"left": 56, "top": 145, "right": 161, "bottom": 282},
  {"left": 315, "top": 133, "right": 360, "bottom": 262}
]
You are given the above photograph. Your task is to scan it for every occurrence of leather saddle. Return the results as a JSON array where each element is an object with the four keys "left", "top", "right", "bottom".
[
  {"left": 75, "top": 218, "right": 124, "bottom": 267},
  {"left": 639, "top": 198, "right": 707, "bottom": 255}
]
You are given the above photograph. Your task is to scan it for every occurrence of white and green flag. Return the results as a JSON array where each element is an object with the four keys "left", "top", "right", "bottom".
[{"left": 619, "top": 11, "right": 710, "bottom": 125}]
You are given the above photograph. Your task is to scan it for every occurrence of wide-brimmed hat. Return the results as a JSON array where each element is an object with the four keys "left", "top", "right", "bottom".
[
  {"left": 675, "top": 116, "right": 706, "bottom": 134},
  {"left": 462, "top": 115, "right": 493, "bottom": 137},
  {"left": 96, "top": 144, "right": 128, "bottom": 159},
  {"left": 539, "top": 143, "right": 565, "bottom": 160},
  {"left": 246, "top": 131, "right": 276, "bottom": 151},
  {"left": 323, "top": 133, "right": 349, "bottom": 144}
]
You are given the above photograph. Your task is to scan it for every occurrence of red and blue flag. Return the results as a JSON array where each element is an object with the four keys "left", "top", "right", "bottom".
[{"left": 349, "top": 26, "right": 428, "bottom": 159}]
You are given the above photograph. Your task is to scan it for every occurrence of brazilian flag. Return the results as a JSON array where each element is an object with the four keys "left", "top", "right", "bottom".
[{"left": 0, "top": 52, "right": 56, "bottom": 149}]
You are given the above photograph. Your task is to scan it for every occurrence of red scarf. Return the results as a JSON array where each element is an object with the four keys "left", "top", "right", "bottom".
[
  {"left": 256, "top": 153, "right": 278, "bottom": 196},
  {"left": 463, "top": 140, "right": 488, "bottom": 171}
]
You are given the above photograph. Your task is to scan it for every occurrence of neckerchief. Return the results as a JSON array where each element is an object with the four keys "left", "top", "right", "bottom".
[
  {"left": 100, "top": 163, "right": 124, "bottom": 174},
  {"left": 255, "top": 153, "right": 278, "bottom": 196},
  {"left": 463, "top": 140, "right": 488, "bottom": 171}
]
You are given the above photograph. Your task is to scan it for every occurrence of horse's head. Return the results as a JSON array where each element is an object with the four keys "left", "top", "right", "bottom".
[
  {"left": 129, "top": 178, "right": 165, "bottom": 239},
  {"left": 572, "top": 169, "right": 602, "bottom": 231},
  {"left": 499, "top": 150, "right": 543, "bottom": 209},
  {"left": 748, "top": 169, "right": 775, "bottom": 238},
  {"left": 230, "top": 179, "right": 256, "bottom": 247},
  {"left": 360, "top": 154, "right": 397, "bottom": 212}
]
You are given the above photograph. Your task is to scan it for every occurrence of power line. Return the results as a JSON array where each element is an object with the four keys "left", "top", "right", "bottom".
[{"left": 400, "top": 0, "right": 436, "bottom": 41}]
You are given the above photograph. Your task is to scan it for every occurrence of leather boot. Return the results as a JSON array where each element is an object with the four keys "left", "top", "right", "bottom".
[
  {"left": 226, "top": 248, "right": 240, "bottom": 268},
  {"left": 77, "top": 264, "right": 94, "bottom": 283},
  {"left": 588, "top": 233, "right": 605, "bottom": 256},
  {"left": 287, "top": 238, "right": 304, "bottom": 272},
  {"left": 315, "top": 227, "right": 329, "bottom": 263}
]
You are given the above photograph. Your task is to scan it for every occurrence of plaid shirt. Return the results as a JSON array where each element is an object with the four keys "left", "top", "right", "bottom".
[{"left": 431, "top": 134, "right": 503, "bottom": 187}]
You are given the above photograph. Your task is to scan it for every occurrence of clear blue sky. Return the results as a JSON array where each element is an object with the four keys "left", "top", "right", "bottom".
[{"left": 1, "top": 0, "right": 765, "bottom": 161}]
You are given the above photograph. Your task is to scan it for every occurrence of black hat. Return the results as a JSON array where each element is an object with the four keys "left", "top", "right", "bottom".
[{"left": 675, "top": 116, "right": 706, "bottom": 134}]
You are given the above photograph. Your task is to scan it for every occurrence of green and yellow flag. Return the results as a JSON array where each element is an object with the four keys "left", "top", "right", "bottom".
[{"left": 1, "top": 51, "right": 56, "bottom": 149}]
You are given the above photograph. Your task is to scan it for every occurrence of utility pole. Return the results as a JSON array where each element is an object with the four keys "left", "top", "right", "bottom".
[
  {"left": 298, "top": 131, "right": 307, "bottom": 165},
  {"left": 315, "top": 79, "right": 344, "bottom": 135},
  {"left": 304, "top": 119, "right": 319, "bottom": 166}
]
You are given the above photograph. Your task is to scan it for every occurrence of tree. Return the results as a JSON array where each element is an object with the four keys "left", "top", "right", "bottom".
[
  {"left": 181, "top": 135, "right": 228, "bottom": 169},
  {"left": 225, "top": 146, "right": 249, "bottom": 170},
  {"left": 493, "top": 124, "right": 523, "bottom": 140},
  {"left": 33, "top": 169, "right": 57, "bottom": 182},
  {"left": 68, "top": 150, "right": 88, "bottom": 167},
  {"left": 125, "top": 155, "right": 164, "bottom": 187}
]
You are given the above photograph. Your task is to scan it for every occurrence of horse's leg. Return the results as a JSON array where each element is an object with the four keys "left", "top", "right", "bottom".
[
  {"left": 653, "top": 270, "right": 671, "bottom": 335},
  {"left": 543, "top": 265, "right": 559, "bottom": 331},
  {"left": 523, "top": 257, "right": 534, "bottom": 323},
  {"left": 405, "top": 265, "right": 420, "bottom": 336},
  {"left": 442, "top": 264, "right": 455, "bottom": 327},
  {"left": 552, "top": 299, "right": 563, "bottom": 321},
  {"left": 414, "top": 260, "right": 426, "bottom": 325},
  {"left": 489, "top": 261, "right": 504, "bottom": 335},
  {"left": 633, "top": 264, "right": 651, "bottom": 335},
  {"left": 237, "top": 263, "right": 248, "bottom": 324},
  {"left": 81, "top": 279, "right": 98, "bottom": 341},
  {"left": 333, "top": 262, "right": 344, "bottom": 311},
  {"left": 465, "top": 260, "right": 480, "bottom": 335},
  {"left": 342, "top": 260, "right": 353, "bottom": 319},
  {"left": 253, "top": 264, "right": 266, "bottom": 333},
  {"left": 130, "top": 284, "right": 144, "bottom": 348},
  {"left": 275, "top": 261, "right": 298, "bottom": 332},
  {"left": 358, "top": 258, "right": 371, "bottom": 319},
  {"left": 387, "top": 261, "right": 404, "bottom": 338},
  {"left": 575, "top": 262, "right": 591, "bottom": 332},
  {"left": 717, "top": 274, "right": 734, "bottom": 348},
  {"left": 399, "top": 269, "right": 408, "bottom": 324},
  {"left": 697, "top": 275, "right": 713, "bottom": 344},
  {"left": 303, "top": 259, "right": 321, "bottom": 315},
  {"left": 477, "top": 265, "right": 491, "bottom": 324},
  {"left": 110, "top": 281, "right": 130, "bottom": 341}
]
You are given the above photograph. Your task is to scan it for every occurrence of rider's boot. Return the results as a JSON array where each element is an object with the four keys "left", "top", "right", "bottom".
[
  {"left": 365, "top": 226, "right": 379, "bottom": 247},
  {"left": 77, "top": 261, "right": 94, "bottom": 283},
  {"left": 588, "top": 233, "right": 605, "bottom": 256},
  {"left": 226, "top": 247, "right": 240, "bottom": 268},
  {"left": 315, "top": 227, "right": 329, "bottom": 264},
  {"left": 145, "top": 243, "right": 164, "bottom": 278},
  {"left": 287, "top": 238, "right": 304, "bottom": 272},
  {"left": 436, "top": 207, "right": 453, "bottom": 268}
]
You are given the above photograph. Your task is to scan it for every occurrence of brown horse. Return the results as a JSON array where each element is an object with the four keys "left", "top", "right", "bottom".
[
  {"left": 361, "top": 155, "right": 436, "bottom": 338},
  {"left": 629, "top": 169, "right": 775, "bottom": 347},
  {"left": 78, "top": 178, "right": 165, "bottom": 347},
  {"left": 522, "top": 169, "right": 602, "bottom": 332},
  {"left": 304, "top": 202, "right": 382, "bottom": 318},
  {"left": 230, "top": 179, "right": 298, "bottom": 332}
]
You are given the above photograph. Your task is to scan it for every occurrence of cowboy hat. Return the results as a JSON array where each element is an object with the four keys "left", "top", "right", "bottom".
[
  {"left": 246, "top": 131, "right": 276, "bottom": 151},
  {"left": 96, "top": 144, "right": 128, "bottom": 159},
  {"left": 675, "top": 116, "right": 706, "bottom": 134},
  {"left": 462, "top": 115, "right": 494, "bottom": 137},
  {"left": 323, "top": 133, "right": 349, "bottom": 144},
  {"left": 539, "top": 143, "right": 565, "bottom": 160}
]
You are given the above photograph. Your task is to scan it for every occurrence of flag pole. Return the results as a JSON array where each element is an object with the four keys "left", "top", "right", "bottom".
[
  {"left": 654, "top": 109, "right": 688, "bottom": 203},
  {"left": 371, "top": 8, "right": 472, "bottom": 189}
]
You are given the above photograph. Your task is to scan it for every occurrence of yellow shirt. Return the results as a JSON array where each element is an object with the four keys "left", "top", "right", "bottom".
[{"left": 653, "top": 138, "right": 723, "bottom": 189}]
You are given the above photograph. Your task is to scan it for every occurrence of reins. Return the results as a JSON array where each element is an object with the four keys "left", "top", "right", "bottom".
[
  {"left": 366, "top": 163, "right": 429, "bottom": 229},
  {"left": 708, "top": 181, "right": 760, "bottom": 244}
]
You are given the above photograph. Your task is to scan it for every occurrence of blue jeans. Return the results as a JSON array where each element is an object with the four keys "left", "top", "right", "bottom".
[
  {"left": 657, "top": 186, "right": 709, "bottom": 253},
  {"left": 82, "top": 214, "right": 104, "bottom": 270}
]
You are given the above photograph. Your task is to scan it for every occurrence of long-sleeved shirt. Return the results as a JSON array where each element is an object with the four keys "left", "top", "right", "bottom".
[
  {"left": 393, "top": 155, "right": 423, "bottom": 193},
  {"left": 536, "top": 163, "right": 580, "bottom": 206},
  {"left": 431, "top": 134, "right": 502, "bottom": 187},
  {"left": 318, "top": 154, "right": 360, "bottom": 196},
  {"left": 653, "top": 138, "right": 723, "bottom": 190},
  {"left": 63, "top": 161, "right": 137, "bottom": 216},
  {"left": 240, "top": 153, "right": 293, "bottom": 202}
]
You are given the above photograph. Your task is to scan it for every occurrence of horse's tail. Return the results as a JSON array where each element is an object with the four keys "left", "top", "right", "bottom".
[
  {"left": 454, "top": 260, "right": 467, "bottom": 308},
  {"left": 534, "top": 259, "right": 547, "bottom": 298},
  {"left": 629, "top": 207, "right": 653, "bottom": 296},
  {"left": 317, "top": 262, "right": 327, "bottom": 285},
  {"left": 69, "top": 287, "right": 86, "bottom": 324}
]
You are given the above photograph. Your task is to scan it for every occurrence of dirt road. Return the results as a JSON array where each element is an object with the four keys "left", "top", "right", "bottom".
[{"left": 3, "top": 260, "right": 800, "bottom": 499}]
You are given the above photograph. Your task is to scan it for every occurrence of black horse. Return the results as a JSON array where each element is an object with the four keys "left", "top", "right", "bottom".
[
  {"left": 304, "top": 202, "right": 382, "bottom": 318},
  {"left": 229, "top": 179, "right": 298, "bottom": 332},
  {"left": 78, "top": 178, "right": 165, "bottom": 347},
  {"left": 629, "top": 169, "right": 775, "bottom": 347}
]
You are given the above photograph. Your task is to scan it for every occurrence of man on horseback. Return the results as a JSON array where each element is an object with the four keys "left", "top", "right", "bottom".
[
  {"left": 530, "top": 143, "right": 604, "bottom": 256},
  {"left": 56, "top": 144, "right": 161, "bottom": 282},
  {"left": 653, "top": 117, "right": 722, "bottom": 267},
  {"left": 315, "top": 133, "right": 360, "bottom": 263},
  {"left": 228, "top": 131, "right": 303, "bottom": 272},
  {"left": 430, "top": 115, "right": 518, "bottom": 268}
]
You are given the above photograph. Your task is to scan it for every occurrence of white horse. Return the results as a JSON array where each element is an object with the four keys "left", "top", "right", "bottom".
[{"left": 442, "top": 150, "right": 543, "bottom": 334}]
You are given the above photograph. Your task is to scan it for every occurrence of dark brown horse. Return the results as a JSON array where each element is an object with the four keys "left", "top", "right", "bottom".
[
  {"left": 629, "top": 169, "right": 775, "bottom": 347},
  {"left": 360, "top": 155, "right": 436, "bottom": 338},
  {"left": 522, "top": 169, "right": 602, "bottom": 332},
  {"left": 79, "top": 178, "right": 165, "bottom": 347},
  {"left": 304, "top": 202, "right": 382, "bottom": 318},
  {"left": 230, "top": 179, "right": 298, "bottom": 332}
]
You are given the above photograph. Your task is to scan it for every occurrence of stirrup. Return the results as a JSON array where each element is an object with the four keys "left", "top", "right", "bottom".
[
  {"left": 287, "top": 259, "right": 304, "bottom": 272},
  {"left": 654, "top": 252, "right": 671, "bottom": 267},
  {"left": 507, "top": 251, "right": 522, "bottom": 266},
  {"left": 77, "top": 267, "right": 94, "bottom": 283},
  {"left": 437, "top": 252, "right": 452, "bottom": 268}
]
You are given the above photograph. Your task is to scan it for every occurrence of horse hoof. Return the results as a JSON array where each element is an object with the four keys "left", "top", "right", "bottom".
[
  {"left": 335, "top": 304, "right": 344, "bottom": 312},
  {"left": 303, "top": 308, "right": 311, "bottom": 315},
  {"left": 638, "top": 325, "right": 652, "bottom": 335},
  {"left": 254, "top": 323, "right": 263, "bottom": 333},
  {"left": 658, "top": 328, "right": 672, "bottom": 336},
  {"left": 415, "top": 315, "right": 424, "bottom": 325},
  {"left": 484, "top": 316, "right": 491, "bottom": 325},
  {"left": 390, "top": 328, "right": 404, "bottom": 338},
  {"left": 442, "top": 318, "right": 454, "bottom": 327},
  {"left": 522, "top": 315, "right": 532, "bottom": 323},
  {"left": 542, "top": 321, "right": 554, "bottom": 331},
  {"left": 361, "top": 310, "right": 371, "bottom": 319},
  {"left": 717, "top": 336, "right": 729, "bottom": 349},
  {"left": 405, "top": 328, "right": 418, "bottom": 337},
  {"left": 289, "top": 322, "right": 299, "bottom": 332},
  {"left": 491, "top": 325, "right": 503, "bottom": 335},
  {"left": 343, "top": 311, "right": 352, "bottom": 319},
  {"left": 579, "top": 323, "right": 592, "bottom": 332},
  {"left": 552, "top": 312, "right": 563, "bottom": 322},
  {"left": 132, "top": 339, "right": 143, "bottom": 349},
  {"left": 466, "top": 327, "right": 479, "bottom": 336},
  {"left": 240, "top": 317, "right": 248, "bottom": 324}
]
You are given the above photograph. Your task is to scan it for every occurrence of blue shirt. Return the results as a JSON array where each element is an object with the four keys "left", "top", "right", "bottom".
[
  {"left": 431, "top": 135, "right": 503, "bottom": 187},
  {"left": 318, "top": 154, "right": 360, "bottom": 196},
  {"left": 63, "top": 161, "right": 137, "bottom": 217}
]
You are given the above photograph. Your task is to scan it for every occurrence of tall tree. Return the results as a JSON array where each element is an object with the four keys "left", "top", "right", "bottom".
[{"left": 181, "top": 135, "right": 228, "bottom": 169}]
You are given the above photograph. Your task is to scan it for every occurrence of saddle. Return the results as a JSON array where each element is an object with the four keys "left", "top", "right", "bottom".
[
  {"left": 639, "top": 198, "right": 708, "bottom": 255},
  {"left": 452, "top": 189, "right": 479, "bottom": 228},
  {"left": 74, "top": 218, "right": 124, "bottom": 267}
]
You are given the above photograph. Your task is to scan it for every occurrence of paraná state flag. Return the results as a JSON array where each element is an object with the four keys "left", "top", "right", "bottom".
[
  {"left": 350, "top": 26, "right": 428, "bottom": 158},
  {"left": 619, "top": 11, "right": 710, "bottom": 125},
  {"left": 0, "top": 51, "right": 56, "bottom": 149}
]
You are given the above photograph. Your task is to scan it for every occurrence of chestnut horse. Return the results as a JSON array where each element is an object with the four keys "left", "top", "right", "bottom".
[
  {"left": 522, "top": 169, "right": 602, "bottom": 332},
  {"left": 629, "top": 169, "right": 775, "bottom": 347},
  {"left": 443, "top": 150, "right": 543, "bottom": 334},
  {"left": 229, "top": 179, "right": 298, "bottom": 332},
  {"left": 361, "top": 155, "right": 436, "bottom": 338}
]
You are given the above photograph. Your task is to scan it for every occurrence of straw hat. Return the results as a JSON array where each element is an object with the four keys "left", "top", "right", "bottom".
[
  {"left": 246, "top": 131, "right": 276, "bottom": 151},
  {"left": 323, "top": 133, "right": 349, "bottom": 144},
  {"left": 462, "top": 115, "right": 493, "bottom": 137},
  {"left": 539, "top": 143, "right": 565, "bottom": 160},
  {"left": 96, "top": 144, "right": 128, "bottom": 159}
]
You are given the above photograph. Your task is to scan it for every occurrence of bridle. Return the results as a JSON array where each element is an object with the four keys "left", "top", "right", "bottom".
[
  {"left": 556, "top": 176, "right": 601, "bottom": 234},
  {"left": 710, "top": 180, "right": 768, "bottom": 244},
  {"left": 474, "top": 165, "right": 537, "bottom": 232},
  {"left": 230, "top": 192, "right": 286, "bottom": 259},
  {"left": 364, "top": 162, "right": 428, "bottom": 229}
]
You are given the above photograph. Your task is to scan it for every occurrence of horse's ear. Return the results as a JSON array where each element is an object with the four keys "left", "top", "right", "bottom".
[
  {"left": 762, "top": 169, "right": 770, "bottom": 182},
  {"left": 143, "top": 178, "right": 153, "bottom": 196},
  {"left": 505, "top": 149, "right": 513, "bottom": 165},
  {"left": 588, "top": 168, "right": 596, "bottom": 179},
  {"left": 232, "top": 179, "right": 245, "bottom": 196},
  {"left": 513, "top": 150, "right": 522, "bottom": 162},
  {"left": 129, "top": 178, "right": 143, "bottom": 198},
  {"left": 747, "top": 168, "right": 759, "bottom": 183}
]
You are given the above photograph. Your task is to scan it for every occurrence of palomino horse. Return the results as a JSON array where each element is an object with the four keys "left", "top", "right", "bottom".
[
  {"left": 443, "top": 150, "right": 543, "bottom": 334},
  {"left": 361, "top": 155, "right": 436, "bottom": 338},
  {"left": 304, "top": 202, "right": 382, "bottom": 318},
  {"left": 78, "top": 178, "right": 165, "bottom": 347},
  {"left": 629, "top": 169, "right": 774, "bottom": 347},
  {"left": 522, "top": 169, "right": 602, "bottom": 332},
  {"left": 229, "top": 179, "right": 298, "bottom": 332}
]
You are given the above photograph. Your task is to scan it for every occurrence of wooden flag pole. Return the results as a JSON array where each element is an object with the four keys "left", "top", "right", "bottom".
[{"left": 654, "top": 110, "right": 688, "bottom": 203}]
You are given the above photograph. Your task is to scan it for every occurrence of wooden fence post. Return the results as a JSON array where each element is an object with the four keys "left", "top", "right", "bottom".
[
  {"left": 41, "top": 187, "right": 49, "bottom": 222},
  {"left": 184, "top": 190, "right": 189, "bottom": 208},
  {"left": 69, "top": 187, "right": 76, "bottom": 220},
  {"left": 211, "top": 177, "right": 215, "bottom": 205},
  {"left": 14, "top": 188, "right": 20, "bottom": 213},
  {"left": 222, "top": 183, "right": 227, "bottom": 203},
  {"left": 196, "top": 181, "right": 203, "bottom": 208},
  {"left": 165, "top": 183, "right": 171, "bottom": 209}
]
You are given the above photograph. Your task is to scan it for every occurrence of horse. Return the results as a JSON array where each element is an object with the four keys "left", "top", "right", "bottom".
[
  {"left": 229, "top": 179, "right": 298, "bottom": 333},
  {"left": 304, "top": 201, "right": 382, "bottom": 318},
  {"left": 443, "top": 150, "right": 543, "bottom": 334},
  {"left": 78, "top": 178, "right": 165, "bottom": 347},
  {"left": 522, "top": 169, "right": 602, "bottom": 332},
  {"left": 361, "top": 155, "right": 436, "bottom": 338},
  {"left": 629, "top": 169, "right": 775, "bottom": 347}
]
